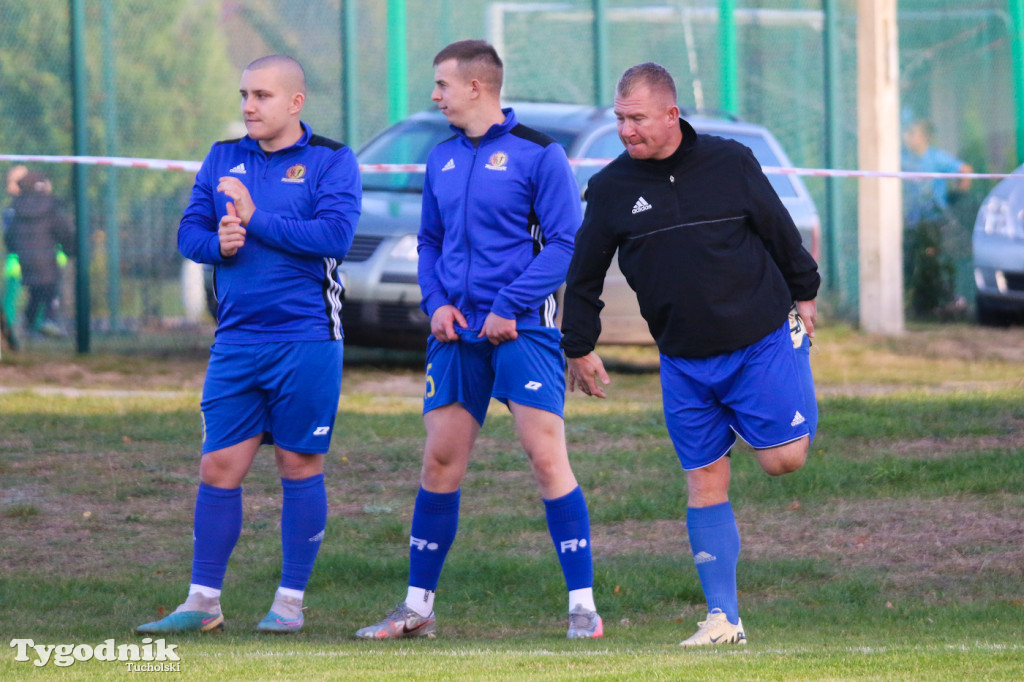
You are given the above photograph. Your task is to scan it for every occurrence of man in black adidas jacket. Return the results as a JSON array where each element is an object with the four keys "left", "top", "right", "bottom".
[{"left": 561, "top": 62, "right": 819, "bottom": 647}]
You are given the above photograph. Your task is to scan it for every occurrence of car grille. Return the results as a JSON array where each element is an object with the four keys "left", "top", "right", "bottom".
[
  {"left": 345, "top": 235, "right": 384, "bottom": 263},
  {"left": 380, "top": 272, "right": 418, "bottom": 284},
  {"left": 341, "top": 301, "right": 363, "bottom": 322},
  {"left": 1006, "top": 272, "right": 1024, "bottom": 292},
  {"left": 380, "top": 303, "right": 420, "bottom": 328}
]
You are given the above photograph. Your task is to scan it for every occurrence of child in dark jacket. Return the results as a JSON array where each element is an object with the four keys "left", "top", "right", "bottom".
[{"left": 4, "top": 172, "right": 74, "bottom": 336}]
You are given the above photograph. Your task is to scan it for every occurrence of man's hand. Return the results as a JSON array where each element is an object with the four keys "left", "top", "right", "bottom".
[
  {"left": 796, "top": 298, "right": 818, "bottom": 339},
  {"left": 431, "top": 304, "right": 468, "bottom": 342},
  {"left": 567, "top": 352, "right": 610, "bottom": 398},
  {"left": 218, "top": 202, "right": 246, "bottom": 258},
  {"left": 217, "top": 176, "right": 256, "bottom": 226},
  {"left": 478, "top": 312, "right": 517, "bottom": 346}
]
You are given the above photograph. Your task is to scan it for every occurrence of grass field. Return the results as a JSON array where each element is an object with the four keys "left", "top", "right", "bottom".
[{"left": 1, "top": 323, "right": 1022, "bottom": 680}]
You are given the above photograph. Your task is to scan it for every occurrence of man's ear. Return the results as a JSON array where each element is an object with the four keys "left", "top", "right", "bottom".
[{"left": 291, "top": 92, "right": 306, "bottom": 114}]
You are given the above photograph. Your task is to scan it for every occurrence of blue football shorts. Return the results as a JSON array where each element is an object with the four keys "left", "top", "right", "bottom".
[
  {"left": 423, "top": 326, "right": 566, "bottom": 425},
  {"left": 660, "top": 321, "right": 810, "bottom": 471},
  {"left": 200, "top": 340, "right": 344, "bottom": 455}
]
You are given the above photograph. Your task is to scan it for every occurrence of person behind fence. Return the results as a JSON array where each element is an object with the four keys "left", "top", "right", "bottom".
[
  {"left": 560, "top": 62, "right": 819, "bottom": 647},
  {"left": 355, "top": 39, "right": 603, "bottom": 641},
  {"left": 901, "top": 118, "right": 973, "bottom": 317},
  {"left": 136, "top": 54, "right": 361, "bottom": 635},
  {"left": 3, "top": 170, "right": 75, "bottom": 338},
  {"left": 2, "top": 165, "right": 29, "bottom": 349}
]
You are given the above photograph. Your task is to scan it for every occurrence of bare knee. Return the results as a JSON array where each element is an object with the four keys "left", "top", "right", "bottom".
[
  {"left": 199, "top": 436, "right": 262, "bottom": 488},
  {"left": 685, "top": 458, "right": 731, "bottom": 507},
  {"left": 420, "top": 406, "right": 478, "bottom": 491},
  {"left": 419, "top": 448, "right": 464, "bottom": 489},
  {"left": 757, "top": 438, "right": 808, "bottom": 477},
  {"left": 275, "top": 448, "right": 323, "bottom": 480},
  {"left": 527, "top": 450, "right": 577, "bottom": 495},
  {"left": 510, "top": 404, "right": 575, "bottom": 498}
]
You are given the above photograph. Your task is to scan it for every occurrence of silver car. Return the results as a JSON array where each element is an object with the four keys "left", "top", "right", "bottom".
[
  {"left": 343, "top": 103, "right": 821, "bottom": 348},
  {"left": 973, "top": 165, "right": 1024, "bottom": 325}
]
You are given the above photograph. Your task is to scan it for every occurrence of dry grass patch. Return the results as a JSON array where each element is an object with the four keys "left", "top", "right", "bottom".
[
  {"left": 589, "top": 494, "right": 1024, "bottom": 603},
  {"left": 882, "top": 427, "right": 1024, "bottom": 459}
]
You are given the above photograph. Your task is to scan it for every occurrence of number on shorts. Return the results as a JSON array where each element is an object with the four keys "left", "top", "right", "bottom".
[{"left": 425, "top": 363, "right": 435, "bottom": 398}]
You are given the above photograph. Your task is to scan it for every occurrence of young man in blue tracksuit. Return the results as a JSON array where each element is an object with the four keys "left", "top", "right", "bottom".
[
  {"left": 356, "top": 40, "right": 602, "bottom": 640},
  {"left": 137, "top": 55, "right": 361, "bottom": 635}
]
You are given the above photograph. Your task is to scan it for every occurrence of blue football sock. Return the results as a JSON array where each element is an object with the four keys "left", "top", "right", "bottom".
[
  {"left": 191, "top": 482, "right": 243, "bottom": 590},
  {"left": 686, "top": 502, "right": 741, "bottom": 624},
  {"left": 280, "top": 473, "right": 328, "bottom": 591},
  {"left": 796, "top": 336, "right": 818, "bottom": 443},
  {"left": 408, "top": 488, "right": 460, "bottom": 591},
  {"left": 544, "top": 486, "right": 594, "bottom": 592}
]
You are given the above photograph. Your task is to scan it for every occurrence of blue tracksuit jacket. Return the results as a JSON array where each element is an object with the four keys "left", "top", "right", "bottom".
[
  {"left": 417, "top": 108, "right": 581, "bottom": 331},
  {"left": 178, "top": 122, "right": 361, "bottom": 343}
]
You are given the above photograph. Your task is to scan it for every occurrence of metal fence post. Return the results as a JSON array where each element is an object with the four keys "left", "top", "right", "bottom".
[
  {"left": 70, "top": 0, "right": 91, "bottom": 353},
  {"left": 823, "top": 0, "right": 843, "bottom": 299},
  {"left": 1010, "top": 0, "right": 1024, "bottom": 166},
  {"left": 719, "top": 0, "right": 738, "bottom": 114},
  {"left": 102, "top": 0, "right": 121, "bottom": 333},
  {"left": 342, "top": 0, "right": 359, "bottom": 146},
  {"left": 387, "top": 0, "right": 408, "bottom": 125},
  {"left": 593, "top": 0, "right": 610, "bottom": 106}
]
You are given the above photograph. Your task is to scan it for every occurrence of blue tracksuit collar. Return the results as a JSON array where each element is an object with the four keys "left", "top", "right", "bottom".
[
  {"left": 240, "top": 120, "right": 313, "bottom": 154},
  {"left": 449, "top": 107, "right": 518, "bottom": 144}
]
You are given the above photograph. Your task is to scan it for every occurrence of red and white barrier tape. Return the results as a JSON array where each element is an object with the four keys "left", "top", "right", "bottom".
[
  {"left": 0, "top": 153, "right": 1019, "bottom": 180},
  {"left": 1, "top": 153, "right": 202, "bottom": 173}
]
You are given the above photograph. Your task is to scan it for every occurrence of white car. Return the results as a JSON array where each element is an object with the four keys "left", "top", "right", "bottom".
[
  {"left": 343, "top": 103, "right": 822, "bottom": 348},
  {"left": 973, "top": 165, "right": 1024, "bottom": 325}
]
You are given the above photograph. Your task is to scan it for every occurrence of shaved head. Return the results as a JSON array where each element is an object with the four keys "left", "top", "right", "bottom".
[
  {"left": 244, "top": 54, "right": 306, "bottom": 95},
  {"left": 239, "top": 55, "right": 307, "bottom": 152}
]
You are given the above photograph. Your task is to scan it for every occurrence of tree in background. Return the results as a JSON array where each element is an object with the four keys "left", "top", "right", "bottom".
[{"left": 0, "top": 0, "right": 236, "bottom": 171}]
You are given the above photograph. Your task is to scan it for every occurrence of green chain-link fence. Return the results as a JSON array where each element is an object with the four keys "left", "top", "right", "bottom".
[{"left": 0, "top": 0, "right": 1018, "bottom": 354}]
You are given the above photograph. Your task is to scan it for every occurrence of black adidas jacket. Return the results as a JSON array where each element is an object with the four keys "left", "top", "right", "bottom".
[{"left": 561, "top": 119, "right": 820, "bottom": 359}]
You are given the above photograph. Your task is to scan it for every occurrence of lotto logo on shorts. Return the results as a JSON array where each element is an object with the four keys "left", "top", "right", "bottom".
[
  {"left": 524, "top": 381, "right": 542, "bottom": 390},
  {"left": 313, "top": 426, "right": 330, "bottom": 436}
]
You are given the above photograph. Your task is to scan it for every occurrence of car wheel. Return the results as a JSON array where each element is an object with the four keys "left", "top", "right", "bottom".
[{"left": 976, "top": 295, "right": 1010, "bottom": 327}]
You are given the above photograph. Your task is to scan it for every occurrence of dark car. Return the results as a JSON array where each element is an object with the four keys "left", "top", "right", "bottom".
[{"left": 341, "top": 103, "right": 821, "bottom": 348}]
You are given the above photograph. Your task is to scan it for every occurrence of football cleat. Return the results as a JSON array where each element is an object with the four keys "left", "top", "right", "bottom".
[
  {"left": 567, "top": 604, "right": 604, "bottom": 639},
  {"left": 680, "top": 610, "right": 746, "bottom": 647},
  {"left": 256, "top": 594, "right": 304, "bottom": 633},
  {"left": 355, "top": 603, "right": 436, "bottom": 640},
  {"left": 136, "top": 594, "right": 224, "bottom": 634}
]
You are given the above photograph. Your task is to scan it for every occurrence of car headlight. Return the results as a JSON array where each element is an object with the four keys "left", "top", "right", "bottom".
[
  {"left": 975, "top": 195, "right": 1024, "bottom": 239},
  {"left": 388, "top": 234, "right": 419, "bottom": 261}
]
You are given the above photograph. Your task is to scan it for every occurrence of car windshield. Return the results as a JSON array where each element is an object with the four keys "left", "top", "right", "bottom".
[
  {"left": 707, "top": 130, "right": 798, "bottom": 198},
  {"left": 359, "top": 117, "right": 579, "bottom": 192},
  {"left": 358, "top": 120, "right": 451, "bottom": 192},
  {"left": 575, "top": 127, "right": 800, "bottom": 198}
]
